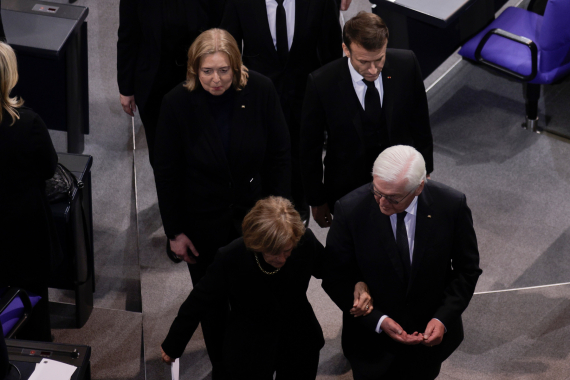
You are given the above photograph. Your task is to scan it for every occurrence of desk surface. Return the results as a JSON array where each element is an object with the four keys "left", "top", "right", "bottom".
[
  {"left": 372, "top": 0, "right": 478, "bottom": 28},
  {"left": 6, "top": 339, "right": 90, "bottom": 380},
  {"left": 1, "top": 0, "right": 88, "bottom": 58}
]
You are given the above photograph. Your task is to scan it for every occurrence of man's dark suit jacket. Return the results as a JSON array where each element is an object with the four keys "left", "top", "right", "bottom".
[
  {"left": 300, "top": 51, "right": 434, "bottom": 210},
  {"left": 116, "top": 0, "right": 209, "bottom": 110},
  {"left": 162, "top": 229, "right": 325, "bottom": 376},
  {"left": 220, "top": 0, "right": 342, "bottom": 124},
  {"left": 323, "top": 181, "right": 481, "bottom": 376},
  {"left": 153, "top": 71, "right": 291, "bottom": 240}
]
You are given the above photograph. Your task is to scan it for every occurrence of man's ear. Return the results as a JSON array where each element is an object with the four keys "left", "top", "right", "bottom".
[
  {"left": 342, "top": 43, "right": 351, "bottom": 58},
  {"left": 415, "top": 180, "right": 425, "bottom": 196}
]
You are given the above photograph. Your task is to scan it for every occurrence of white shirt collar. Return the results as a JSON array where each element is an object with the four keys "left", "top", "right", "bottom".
[
  {"left": 347, "top": 57, "right": 364, "bottom": 85},
  {"left": 404, "top": 195, "right": 418, "bottom": 217}
]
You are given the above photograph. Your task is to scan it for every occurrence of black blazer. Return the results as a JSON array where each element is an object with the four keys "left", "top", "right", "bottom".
[
  {"left": 116, "top": 0, "right": 209, "bottom": 110},
  {"left": 220, "top": 0, "right": 342, "bottom": 106},
  {"left": 0, "top": 107, "right": 59, "bottom": 285},
  {"left": 300, "top": 51, "right": 434, "bottom": 209},
  {"left": 153, "top": 71, "right": 291, "bottom": 237},
  {"left": 162, "top": 229, "right": 325, "bottom": 374},
  {"left": 322, "top": 181, "right": 481, "bottom": 375}
]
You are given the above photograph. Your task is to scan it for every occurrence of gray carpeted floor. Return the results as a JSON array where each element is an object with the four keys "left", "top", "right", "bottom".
[{"left": 30, "top": 0, "right": 570, "bottom": 378}]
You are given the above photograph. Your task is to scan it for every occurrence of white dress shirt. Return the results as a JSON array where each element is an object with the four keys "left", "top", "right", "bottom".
[
  {"left": 347, "top": 58, "right": 384, "bottom": 108},
  {"left": 266, "top": 0, "right": 295, "bottom": 51}
]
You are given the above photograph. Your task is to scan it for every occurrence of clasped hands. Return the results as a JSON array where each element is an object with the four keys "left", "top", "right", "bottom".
[{"left": 381, "top": 317, "right": 444, "bottom": 347}]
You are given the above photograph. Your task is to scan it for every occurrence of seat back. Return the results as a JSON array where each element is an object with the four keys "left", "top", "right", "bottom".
[
  {"left": 0, "top": 288, "right": 41, "bottom": 338},
  {"left": 538, "top": 0, "right": 570, "bottom": 73}
]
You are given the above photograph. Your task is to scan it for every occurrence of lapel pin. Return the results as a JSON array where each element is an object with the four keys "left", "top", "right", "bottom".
[
  {"left": 241, "top": 105, "right": 245, "bottom": 108},
  {"left": 427, "top": 215, "right": 432, "bottom": 218},
  {"left": 387, "top": 76, "right": 391, "bottom": 79}
]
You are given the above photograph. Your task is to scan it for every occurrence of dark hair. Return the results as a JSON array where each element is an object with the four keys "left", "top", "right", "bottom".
[{"left": 343, "top": 11, "right": 389, "bottom": 52}]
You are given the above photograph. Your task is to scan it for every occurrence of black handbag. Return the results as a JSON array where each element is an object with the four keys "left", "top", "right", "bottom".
[{"left": 45, "top": 163, "right": 83, "bottom": 204}]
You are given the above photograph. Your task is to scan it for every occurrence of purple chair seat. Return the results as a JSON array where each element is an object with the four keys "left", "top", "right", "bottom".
[
  {"left": 0, "top": 288, "right": 41, "bottom": 338},
  {"left": 459, "top": 1, "right": 570, "bottom": 84}
]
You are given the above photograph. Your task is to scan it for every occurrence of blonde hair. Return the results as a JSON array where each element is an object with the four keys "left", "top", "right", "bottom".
[
  {"left": 242, "top": 197, "right": 306, "bottom": 256},
  {"left": 0, "top": 42, "right": 24, "bottom": 125},
  {"left": 184, "top": 28, "right": 248, "bottom": 92}
]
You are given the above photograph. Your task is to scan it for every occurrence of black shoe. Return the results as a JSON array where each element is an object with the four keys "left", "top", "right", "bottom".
[{"left": 166, "top": 239, "right": 183, "bottom": 263}]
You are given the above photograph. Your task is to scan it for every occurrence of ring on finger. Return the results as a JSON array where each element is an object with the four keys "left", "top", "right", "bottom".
[{"left": 365, "top": 304, "right": 369, "bottom": 310}]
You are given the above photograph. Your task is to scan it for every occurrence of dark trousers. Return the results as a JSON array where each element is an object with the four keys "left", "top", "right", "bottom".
[
  {"left": 282, "top": 96, "right": 309, "bottom": 220},
  {"left": 351, "top": 355, "right": 441, "bottom": 380},
  {"left": 138, "top": 67, "right": 185, "bottom": 167},
  {"left": 138, "top": 90, "right": 163, "bottom": 168},
  {"left": 229, "top": 347, "right": 320, "bottom": 380},
  {"left": 186, "top": 224, "right": 240, "bottom": 380}
]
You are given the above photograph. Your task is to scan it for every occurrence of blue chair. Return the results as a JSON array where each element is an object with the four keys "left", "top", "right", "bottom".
[
  {"left": 0, "top": 288, "right": 41, "bottom": 339},
  {"left": 458, "top": 0, "right": 570, "bottom": 132}
]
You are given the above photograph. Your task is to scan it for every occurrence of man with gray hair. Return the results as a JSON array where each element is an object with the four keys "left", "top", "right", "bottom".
[{"left": 323, "top": 145, "right": 481, "bottom": 379}]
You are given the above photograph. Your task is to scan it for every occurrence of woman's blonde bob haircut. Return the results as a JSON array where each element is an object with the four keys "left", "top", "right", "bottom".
[
  {"left": 242, "top": 197, "right": 306, "bottom": 256},
  {"left": 0, "top": 42, "right": 24, "bottom": 125},
  {"left": 184, "top": 28, "right": 249, "bottom": 92}
]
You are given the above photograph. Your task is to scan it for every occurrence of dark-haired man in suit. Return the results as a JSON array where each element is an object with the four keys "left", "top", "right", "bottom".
[
  {"left": 323, "top": 145, "right": 481, "bottom": 379},
  {"left": 300, "top": 11, "right": 433, "bottom": 228},
  {"left": 221, "top": 0, "right": 342, "bottom": 222}
]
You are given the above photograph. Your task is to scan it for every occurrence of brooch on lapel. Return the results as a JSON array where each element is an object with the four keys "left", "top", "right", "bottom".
[
  {"left": 387, "top": 76, "right": 392, "bottom": 79},
  {"left": 427, "top": 215, "right": 432, "bottom": 218},
  {"left": 241, "top": 105, "right": 245, "bottom": 108}
]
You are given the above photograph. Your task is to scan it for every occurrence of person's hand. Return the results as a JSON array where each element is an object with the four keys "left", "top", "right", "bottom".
[
  {"left": 120, "top": 94, "right": 136, "bottom": 116},
  {"left": 311, "top": 203, "right": 332, "bottom": 228},
  {"left": 169, "top": 233, "right": 199, "bottom": 264},
  {"left": 340, "top": 0, "right": 352, "bottom": 11},
  {"left": 161, "top": 347, "right": 174, "bottom": 365},
  {"left": 421, "top": 319, "right": 445, "bottom": 347},
  {"left": 381, "top": 317, "right": 423, "bottom": 345},
  {"left": 350, "top": 281, "right": 373, "bottom": 317}
]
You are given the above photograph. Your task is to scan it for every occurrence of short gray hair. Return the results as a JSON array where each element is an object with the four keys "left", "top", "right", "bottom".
[{"left": 372, "top": 145, "right": 426, "bottom": 191}]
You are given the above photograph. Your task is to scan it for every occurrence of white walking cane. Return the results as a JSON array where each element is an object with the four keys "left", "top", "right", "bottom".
[{"left": 171, "top": 358, "right": 180, "bottom": 380}]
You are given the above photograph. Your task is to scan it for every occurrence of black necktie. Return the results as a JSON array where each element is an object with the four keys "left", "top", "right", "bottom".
[
  {"left": 363, "top": 79, "right": 382, "bottom": 124},
  {"left": 275, "top": 0, "right": 289, "bottom": 64},
  {"left": 396, "top": 211, "right": 411, "bottom": 282}
]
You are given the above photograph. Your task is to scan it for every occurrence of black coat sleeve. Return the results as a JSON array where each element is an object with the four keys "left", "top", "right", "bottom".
[
  {"left": 300, "top": 74, "right": 327, "bottom": 206},
  {"left": 260, "top": 80, "right": 291, "bottom": 199},
  {"left": 31, "top": 113, "right": 57, "bottom": 180},
  {"left": 153, "top": 91, "right": 186, "bottom": 236},
  {"left": 433, "top": 194, "right": 482, "bottom": 327},
  {"left": 321, "top": 200, "right": 384, "bottom": 332},
  {"left": 161, "top": 250, "right": 228, "bottom": 359},
  {"left": 408, "top": 51, "right": 434, "bottom": 174},
  {"left": 117, "top": 0, "right": 140, "bottom": 96}
]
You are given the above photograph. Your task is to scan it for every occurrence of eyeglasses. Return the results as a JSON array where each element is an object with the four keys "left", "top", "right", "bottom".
[{"left": 369, "top": 183, "right": 416, "bottom": 205}]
